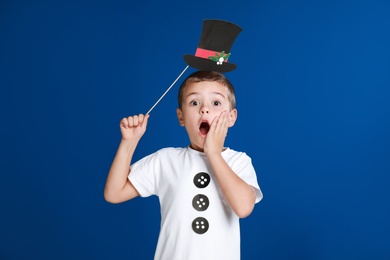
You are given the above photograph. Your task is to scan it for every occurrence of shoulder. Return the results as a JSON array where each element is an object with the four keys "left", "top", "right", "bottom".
[
  {"left": 156, "top": 147, "right": 187, "bottom": 155},
  {"left": 131, "top": 147, "right": 187, "bottom": 169},
  {"left": 223, "top": 148, "right": 252, "bottom": 161},
  {"left": 144, "top": 147, "right": 188, "bottom": 160}
]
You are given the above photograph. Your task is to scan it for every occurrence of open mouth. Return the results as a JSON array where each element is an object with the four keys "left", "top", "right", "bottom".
[{"left": 199, "top": 121, "right": 210, "bottom": 136}]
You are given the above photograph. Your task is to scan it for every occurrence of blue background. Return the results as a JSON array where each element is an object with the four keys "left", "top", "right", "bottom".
[{"left": 1, "top": 0, "right": 389, "bottom": 259}]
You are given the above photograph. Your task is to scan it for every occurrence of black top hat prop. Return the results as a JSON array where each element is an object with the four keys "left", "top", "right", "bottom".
[
  {"left": 146, "top": 19, "right": 242, "bottom": 114},
  {"left": 183, "top": 19, "right": 243, "bottom": 73}
]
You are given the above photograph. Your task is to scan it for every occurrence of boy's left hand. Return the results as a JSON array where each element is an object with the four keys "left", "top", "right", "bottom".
[{"left": 204, "top": 111, "right": 230, "bottom": 155}]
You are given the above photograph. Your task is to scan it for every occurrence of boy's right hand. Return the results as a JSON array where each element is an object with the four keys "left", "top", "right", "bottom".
[{"left": 120, "top": 114, "right": 150, "bottom": 141}]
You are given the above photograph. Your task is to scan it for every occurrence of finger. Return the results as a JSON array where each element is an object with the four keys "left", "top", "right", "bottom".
[
  {"left": 138, "top": 114, "right": 144, "bottom": 124},
  {"left": 214, "top": 111, "right": 228, "bottom": 133},
  {"left": 126, "top": 116, "right": 134, "bottom": 127},
  {"left": 120, "top": 117, "right": 129, "bottom": 128},
  {"left": 133, "top": 115, "right": 139, "bottom": 126},
  {"left": 209, "top": 115, "right": 219, "bottom": 132},
  {"left": 220, "top": 112, "right": 229, "bottom": 136},
  {"left": 222, "top": 111, "right": 229, "bottom": 128}
]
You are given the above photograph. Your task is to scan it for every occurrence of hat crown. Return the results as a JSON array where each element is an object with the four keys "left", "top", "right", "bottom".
[{"left": 197, "top": 20, "right": 242, "bottom": 53}]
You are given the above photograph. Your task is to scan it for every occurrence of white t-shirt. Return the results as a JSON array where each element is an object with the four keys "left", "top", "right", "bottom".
[{"left": 129, "top": 146, "right": 262, "bottom": 260}]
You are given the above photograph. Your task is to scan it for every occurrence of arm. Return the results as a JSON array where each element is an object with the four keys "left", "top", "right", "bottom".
[
  {"left": 204, "top": 111, "right": 256, "bottom": 218},
  {"left": 104, "top": 114, "right": 149, "bottom": 204}
]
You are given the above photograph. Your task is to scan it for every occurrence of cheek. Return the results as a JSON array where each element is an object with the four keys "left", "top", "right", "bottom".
[
  {"left": 213, "top": 105, "right": 229, "bottom": 113},
  {"left": 187, "top": 117, "right": 201, "bottom": 132}
]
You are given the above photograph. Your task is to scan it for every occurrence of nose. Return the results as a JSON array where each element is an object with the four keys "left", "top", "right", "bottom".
[{"left": 200, "top": 106, "right": 210, "bottom": 114}]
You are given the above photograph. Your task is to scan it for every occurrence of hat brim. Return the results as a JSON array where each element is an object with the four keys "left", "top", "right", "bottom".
[{"left": 183, "top": 54, "right": 237, "bottom": 73}]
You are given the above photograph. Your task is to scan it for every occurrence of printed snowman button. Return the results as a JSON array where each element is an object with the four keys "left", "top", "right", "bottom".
[
  {"left": 192, "top": 194, "right": 209, "bottom": 211},
  {"left": 193, "top": 172, "right": 210, "bottom": 188},
  {"left": 192, "top": 217, "right": 209, "bottom": 234}
]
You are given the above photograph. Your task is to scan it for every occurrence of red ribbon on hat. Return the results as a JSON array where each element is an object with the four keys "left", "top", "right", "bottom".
[{"left": 195, "top": 48, "right": 229, "bottom": 62}]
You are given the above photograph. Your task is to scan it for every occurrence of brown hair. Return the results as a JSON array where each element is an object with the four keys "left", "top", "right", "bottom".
[{"left": 177, "top": 71, "right": 236, "bottom": 109}]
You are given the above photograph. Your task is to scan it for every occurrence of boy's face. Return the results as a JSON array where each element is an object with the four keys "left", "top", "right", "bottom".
[{"left": 176, "top": 81, "right": 237, "bottom": 152}]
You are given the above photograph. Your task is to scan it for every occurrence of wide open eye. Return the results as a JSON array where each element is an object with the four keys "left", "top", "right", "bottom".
[
  {"left": 190, "top": 100, "right": 199, "bottom": 106},
  {"left": 212, "top": 101, "right": 221, "bottom": 106}
]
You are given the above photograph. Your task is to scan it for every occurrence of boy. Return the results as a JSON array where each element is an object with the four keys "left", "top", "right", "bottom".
[{"left": 105, "top": 71, "right": 263, "bottom": 260}]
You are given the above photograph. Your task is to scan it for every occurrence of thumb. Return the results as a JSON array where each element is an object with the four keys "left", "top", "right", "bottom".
[{"left": 141, "top": 114, "right": 150, "bottom": 129}]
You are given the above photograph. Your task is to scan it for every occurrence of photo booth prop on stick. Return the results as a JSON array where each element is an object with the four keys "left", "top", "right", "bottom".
[{"left": 146, "top": 19, "right": 242, "bottom": 115}]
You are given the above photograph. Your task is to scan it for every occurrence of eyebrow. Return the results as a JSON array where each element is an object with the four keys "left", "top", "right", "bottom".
[{"left": 185, "top": 92, "right": 226, "bottom": 99}]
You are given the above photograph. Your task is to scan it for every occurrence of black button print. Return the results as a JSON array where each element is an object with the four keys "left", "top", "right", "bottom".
[
  {"left": 193, "top": 172, "right": 210, "bottom": 188},
  {"left": 192, "top": 217, "right": 209, "bottom": 234},
  {"left": 192, "top": 194, "right": 209, "bottom": 211}
]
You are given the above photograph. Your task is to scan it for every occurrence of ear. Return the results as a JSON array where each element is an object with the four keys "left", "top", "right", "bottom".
[
  {"left": 176, "top": 108, "right": 185, "bottom": 126},
  {"left": 228, "top": 109, "right": 238, "bottom": 127}
]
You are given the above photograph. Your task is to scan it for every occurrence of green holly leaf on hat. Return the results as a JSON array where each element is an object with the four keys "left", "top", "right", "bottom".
[{"left": 208, "top": 51, "right": 231, "bottom": 65}]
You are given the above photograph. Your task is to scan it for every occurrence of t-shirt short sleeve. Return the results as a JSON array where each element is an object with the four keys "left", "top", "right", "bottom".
[
  {"left": 128, "top": 152, "right": 160, "bottom": 197},
  {"left": 226, "top": 151, "right": 263, "bottom": 203}
]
